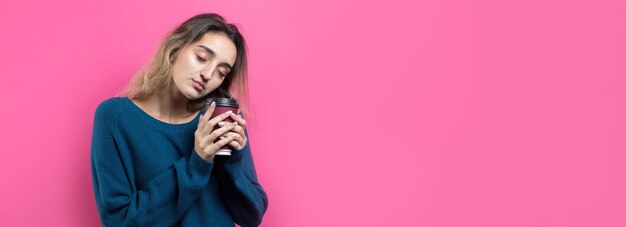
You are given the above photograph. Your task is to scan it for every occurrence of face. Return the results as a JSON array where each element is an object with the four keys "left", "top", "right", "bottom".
[{"left": 171, "top": 32, "right": 237, "bottom": 100}]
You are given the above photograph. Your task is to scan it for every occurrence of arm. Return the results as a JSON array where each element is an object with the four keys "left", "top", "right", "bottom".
[
  {"left": 90, "top": 103, "right": 214, "bottom": 226},
  {"left": 217, "top": 128, "right": 269, "bottom": 227}
]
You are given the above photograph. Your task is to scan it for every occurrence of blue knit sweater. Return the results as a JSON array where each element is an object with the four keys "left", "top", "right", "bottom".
[{"left": 90, "top": 97, "right": 268, "bottom": 226}]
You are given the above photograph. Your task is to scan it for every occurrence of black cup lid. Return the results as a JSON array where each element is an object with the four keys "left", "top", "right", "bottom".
[{"left": 203, "top": 98, "right": 239, "bottom": 107}]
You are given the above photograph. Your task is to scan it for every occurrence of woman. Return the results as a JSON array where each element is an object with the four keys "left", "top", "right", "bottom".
[{"left": 90, "top": 13, "right": 269, "bottom": 226}]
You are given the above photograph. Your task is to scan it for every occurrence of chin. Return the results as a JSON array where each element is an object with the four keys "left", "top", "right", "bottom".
[
  {"left": 191, "top": 91, "right": 210, "bottom": 100},
  {"left": 178, "top": 88, "right": 199, "bottom": 100}
]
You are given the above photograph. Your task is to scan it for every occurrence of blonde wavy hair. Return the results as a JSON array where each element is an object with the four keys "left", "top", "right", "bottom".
[{"left": 118, "top": 13, "right": 254, "bottom": 124}]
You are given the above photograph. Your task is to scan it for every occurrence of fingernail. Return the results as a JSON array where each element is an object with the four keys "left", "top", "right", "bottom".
[
  {"left": 218, "top": 122, "right": 226, "bottom": 126},
  {"left": 233, "top": 122, "right": 238, "bottom": 126},
  {"left": 220, "top": 136, "right": 225, "bottom": 139},
  {"left": 231, "top": 134, "right": 237, "bottom": 138},
  {"left": 210, "top": 101, "right": 216, "bottom": 107},
  {"left": 225, "top": 110, "right": 233, "bottom": 115}
]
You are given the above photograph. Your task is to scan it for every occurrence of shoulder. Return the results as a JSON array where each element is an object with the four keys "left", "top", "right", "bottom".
[{"left": 94, "top": 97, "right": 126, "bottom": 123}]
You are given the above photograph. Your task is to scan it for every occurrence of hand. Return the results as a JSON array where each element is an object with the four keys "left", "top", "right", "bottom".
[
  {"left": 218, "top": 109, "right": 247, "bottom": 151},
  {"left": 194, "top": 102, "right": 239, "bottom": 162}
]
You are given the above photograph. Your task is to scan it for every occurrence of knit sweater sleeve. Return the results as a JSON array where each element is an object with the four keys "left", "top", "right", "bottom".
[
  {"left": 217, "top": 127, "right": 269, "bottom": 227},
  {"left": 90, "top": 99, "right": 214, "bottom": 226}
]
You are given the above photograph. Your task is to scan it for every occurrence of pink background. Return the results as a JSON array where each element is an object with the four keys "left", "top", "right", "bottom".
[{"left": 1, "top": 0, "right": 625, "bottom": 226}]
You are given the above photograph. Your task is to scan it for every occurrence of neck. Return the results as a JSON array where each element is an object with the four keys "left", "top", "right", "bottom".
[{"left": 139, "top": 84, "right": 195, "bottom": 122}]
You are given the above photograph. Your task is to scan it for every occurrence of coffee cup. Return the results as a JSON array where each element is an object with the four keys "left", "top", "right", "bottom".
[{"left": 201, "top": 98, "right": 240, "bottom": 156}]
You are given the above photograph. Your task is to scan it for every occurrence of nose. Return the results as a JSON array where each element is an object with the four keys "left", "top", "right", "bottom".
[{"left": 200, "top": 66, "right": 217, "bottom": 82}]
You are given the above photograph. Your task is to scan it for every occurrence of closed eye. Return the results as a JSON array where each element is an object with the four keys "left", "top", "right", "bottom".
[
  {"left": 196, "top": 54, "right": 226, "bottom": 77},
  {"left": 196, "top": 55, "right": 207, "bottom": 62}
]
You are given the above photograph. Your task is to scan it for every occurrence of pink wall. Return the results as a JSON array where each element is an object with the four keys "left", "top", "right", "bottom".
[{"left": 1, "top": 0, "right": 625, "bottom": 226}]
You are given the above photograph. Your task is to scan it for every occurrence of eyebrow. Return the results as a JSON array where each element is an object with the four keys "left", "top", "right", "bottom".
[{"left": 197, "top": 45, "right": 233, "bottom": 70}]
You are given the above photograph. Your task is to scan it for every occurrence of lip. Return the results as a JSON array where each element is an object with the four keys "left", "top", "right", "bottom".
[{"left": 192, "top": 79, "right": 205, "bottom": 91}]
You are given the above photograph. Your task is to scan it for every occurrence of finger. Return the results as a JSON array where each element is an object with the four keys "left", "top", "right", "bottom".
[
  {"left": 199, "top": 101, "right": 216, "bottom": 132},
  {"left": 217, "top": 122, "right": 245, "bottom": 142},
  {"left": 222, "top": 129, "right": 246, "bottom": 146},
  {"left": 229, "top": 112, "right": 247, "bottom": 128},
  {"left": 206, "top": 121, "right": 237, "bottom": 141},
  {"left": 225, "top": 122, "right": 246, "bottom": 145},
  {"left": 227, "top": 124, "right": 245, "bottom": 139},
  {"left": 211, "top": 133, "right": 238, "bottom": 149},
  {"left": 232, "top": 124, "right": 244, "bottom": 134},
  {"left": 201, "top": 126, "right": 226, "bottom": 146},
  {"left": 221, "top": 131, "right": 243, "bottom": 143},
  {"left": 207, "top": 110, "right": 235, "bottom": 128},
  {"left": 201, "top": 110, "right": 235, "bottom": 137},
  {"left": 220, "top": 135, "right": 242, "bottom": 150},
  {"left": 217, "top": 121, "right": 237, "bottom": 129},
  {"left": 234, "top": 134, "right": 246, "bottom": 148},
  {"left": 197, "top": 111, "right": 210, "bottom": 133},
  {"left": 217, "top": 121, "right": 241, "bottom": 130}
]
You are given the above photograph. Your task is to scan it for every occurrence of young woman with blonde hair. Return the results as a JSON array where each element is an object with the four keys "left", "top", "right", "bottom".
[{"left": 90, "top": 13, "right": 268, "bottom": 226}]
